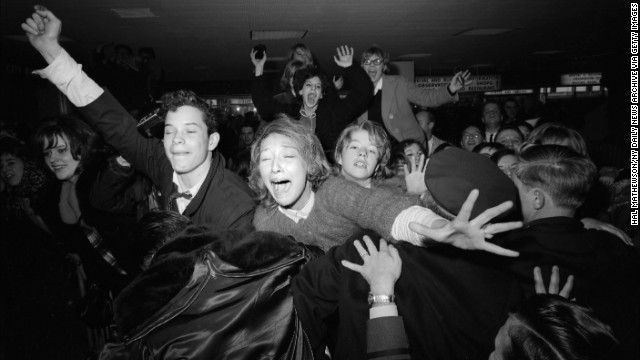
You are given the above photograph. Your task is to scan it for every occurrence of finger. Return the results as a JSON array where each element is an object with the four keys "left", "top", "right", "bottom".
[
  {"left": 388, "top": 243, "right": 399, "bottom": 258},
  {"left": 347, "top": 46, "right": 354, "bottom": 56},
  {"left": 419, "top": 154, "right": 427, "bottom": 172},
  {"left": 341, "top": 260, "right": 363, "bottom": 273},
  {"left": 470, "top": 200, "right": 514, "bottom": 226},
  {"left": 34, "top": 6, "right": 58, "bottom": 23},
  {"left": 549, "top": 265, "right": 560, "bottom": 294},
  {"left": 411, "top": 156, "right": 419, "bottom": 172},
  {"left": 21, "top": 22, "right": 39, "bottom": 36},
  {"left": 533, "top": 266, "right": 547, "bottom": 294},
  {"left": 408, "top": 222, "right": 437, "bottom": 242},
  {"left": 379, "top": 238, "right": 388, "bottom": 253},
  {"left": 456, "top": 189, "right": 479, "bottom": 223},
  {"left": 352, "top": 240, "right": 368, "bottom": 257},
  {"left": 25, "top": 17, "right": 39, "bottom": 32},
  {"left": 560, "top": 275, "right": 574, "bottom": 299},
  {"left": 480, "top": 242, "right": 519, "bottom": 257},
  {"left": 362, "top": 236, "right": 378, "bottom": 255},
  {"left": 485, "top": 221, "right": 523, "bottom": 234},
  {"left": 404, "top": 163, "right": 409, "bottom": 175},
  {"left": 31, "top": 13, "right": 45, "bottom": 33}
]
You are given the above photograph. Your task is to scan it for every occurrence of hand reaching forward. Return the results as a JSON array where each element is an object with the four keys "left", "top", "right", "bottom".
[
  {"left": 21, "top": 5, "right": 63, "bottom": 63},
  {"left": 409, "top": 189, "right": 522, "bottom": 257},
  {"left": 334, "top": 45, "right": 354, "bottom": 68},
  {"left": 404, "top": 154, "right": 428, "bottom": 195},
  {"left": 342, "top": 237, "right": 401, "bottom": 295},
  {"left": 447, "top": 70, "right": 472, "bottom": 94}
]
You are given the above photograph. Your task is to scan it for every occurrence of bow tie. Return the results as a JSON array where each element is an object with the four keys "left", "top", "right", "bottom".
[{"left": 173, "top": 191, "right": 192, "bottom": 200}]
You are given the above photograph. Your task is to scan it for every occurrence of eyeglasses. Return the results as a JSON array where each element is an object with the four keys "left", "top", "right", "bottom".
[
  {"left": 463, "top": 133, "right": 483, "bottom": 140},
  {"left": 362, "top": 59, "right": 384, "bottom": 66}
]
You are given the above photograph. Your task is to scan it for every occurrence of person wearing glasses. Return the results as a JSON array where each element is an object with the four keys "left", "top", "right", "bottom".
[
  {"left": 460, "top": 124, "right": 484, "bottom": 151},
  {"left": 356, "top": 46, "right": 470, "bottom": 146}
]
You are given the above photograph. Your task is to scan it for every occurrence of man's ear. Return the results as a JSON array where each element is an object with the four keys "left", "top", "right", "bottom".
[
  {"left": 532, "top": 188, "right": 546, "bottom": 210},
  {"left": 208, "top": 132, "right": 220, "bottom": 151}
]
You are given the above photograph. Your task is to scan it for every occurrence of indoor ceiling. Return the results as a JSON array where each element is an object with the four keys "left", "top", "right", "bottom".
[{"left": 0, "top": 0, "right": 624, "bottom": 85}]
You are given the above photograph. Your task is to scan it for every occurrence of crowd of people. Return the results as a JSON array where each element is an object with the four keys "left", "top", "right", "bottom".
[{"left": 1, "top": 5, "right": 638, "bottom": 360}]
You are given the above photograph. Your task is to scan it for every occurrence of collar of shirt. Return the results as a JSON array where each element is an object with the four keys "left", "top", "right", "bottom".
[
  {"left": 373, "top": 77, "right": 384, "bottom": 95},
  {"left": 172, "top": 171, "right": 207, "bottom": 213},
  {"left": 278, "top": 192, "right": 315, "bottom": 223}
]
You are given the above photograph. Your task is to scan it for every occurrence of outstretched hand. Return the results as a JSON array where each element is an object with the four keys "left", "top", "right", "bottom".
[
  {"left": 404, "top": 154, "right": 428, "bottom": 195},
  {"left": 447, "top": 70, "right": 472, "bottom": 94},
  {"left": 409, "top": 189, "right": 522, "bottom": 257},
  {"left": 21, "top": 5, "right": 63, "bottom": 63},
  {"left": 341, "top": 237, "right": 401, "bottom": 295},
  {"left": 334, "top": 45, "right": 354, "bottom": 68}
]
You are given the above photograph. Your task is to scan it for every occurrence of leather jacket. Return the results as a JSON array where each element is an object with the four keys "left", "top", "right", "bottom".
[{"left": 101, "top": 229, "right": 317, "bottom": 360}]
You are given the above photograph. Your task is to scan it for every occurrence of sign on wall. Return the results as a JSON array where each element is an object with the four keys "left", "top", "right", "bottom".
[
  {"left": 560, "top": 73, "right": 602, "bottom": 85},
  {"left": 414, "top": 75, "right": 501, "bottom": 92}
]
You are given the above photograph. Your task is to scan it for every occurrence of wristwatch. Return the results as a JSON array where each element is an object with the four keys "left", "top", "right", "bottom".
[{"left": 367, "top": 293, "right": 395, "bottom": 306}]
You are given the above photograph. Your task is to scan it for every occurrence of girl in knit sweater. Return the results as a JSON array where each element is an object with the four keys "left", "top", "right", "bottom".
[{"left": 249, "top": 116, "right": 521, "bottom": 254}]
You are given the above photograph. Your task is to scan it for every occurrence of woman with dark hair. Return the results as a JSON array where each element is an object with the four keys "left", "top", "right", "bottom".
[
  {"left": 0, "top": 136, "right": 57, "bottom": 233},
  {"left": 251, "top": 45, "right": 373, "bottom": 153},
  {"left": 33, "top": 116, "right": 151, "bottom": 293},
  {"left": 273, "top": 59, "right": 307, "bottom": 105}
]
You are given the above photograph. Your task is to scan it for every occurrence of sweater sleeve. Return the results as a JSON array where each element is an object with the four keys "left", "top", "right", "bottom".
[{"left": 320, "top": 177, "right": 417, "bottom": 241}]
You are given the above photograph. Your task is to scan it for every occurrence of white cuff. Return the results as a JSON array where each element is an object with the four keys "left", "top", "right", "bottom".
[
  {"left": 33, "top": 49, "right": 103, "bottom": 107},
  {"left": 391, "top": 206, "right": 446, "bottom": 246},
  {"left": 370, "top": 304, "right": 398, "bottom": 319}
]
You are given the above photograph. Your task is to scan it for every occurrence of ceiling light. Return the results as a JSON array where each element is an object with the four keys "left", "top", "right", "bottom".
[
  {"left": 454, "top": 28, "right": 514, "bottom": 36},
  {"left": 250, "top": 30, "right": 307, "bottom": 40},
  {"left": 111, "top": 8, "right": 157, "bottom": 18}
]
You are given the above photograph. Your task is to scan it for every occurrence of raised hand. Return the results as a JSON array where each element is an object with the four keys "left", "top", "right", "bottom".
[
  {"left": 341, "top": 237, "right": 402, "bottom": 295},
  {"left": 249, "top": 48, "right": 267, "bottom": 77},
  {"left": 334, "top": 45, "right": 354, "bottom": 68},
  {"left": 447, "top": 70, "right": 472, "bottom": 94},
  {"left": 21, "top": 5, "right": 63, "bottom": 63},
  {"left": 409, "top": 189, "right": 522, "bottom": 257},
  {"left": 404, "top": 154, "right": 428, "bottom": 195},
  {"left": 534, "top": 265, "right": 574, "bottom": 299}
]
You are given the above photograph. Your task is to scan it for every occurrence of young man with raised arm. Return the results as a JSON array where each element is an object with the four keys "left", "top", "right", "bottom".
[{"left": 22, "top": 6, "right": 255, "bottom": 230}]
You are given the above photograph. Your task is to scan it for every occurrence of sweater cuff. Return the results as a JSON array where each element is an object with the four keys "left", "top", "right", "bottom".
[
  {"left": 32, "top": 48, "right": 104, "bottom": 107},
  {"left": 391, "top": 206, "right": 447, "bottom": 246}
]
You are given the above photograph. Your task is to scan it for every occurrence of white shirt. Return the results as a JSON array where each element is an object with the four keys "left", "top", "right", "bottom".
[
  {"left": 373, "top": 78, "right": 384, "bottom": 95},
  {"left": 278, "top": 192, "right": 315, "bottom": 223},
  {"left": 172, "top": 172, "right": 207, "bottom": 214}
]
